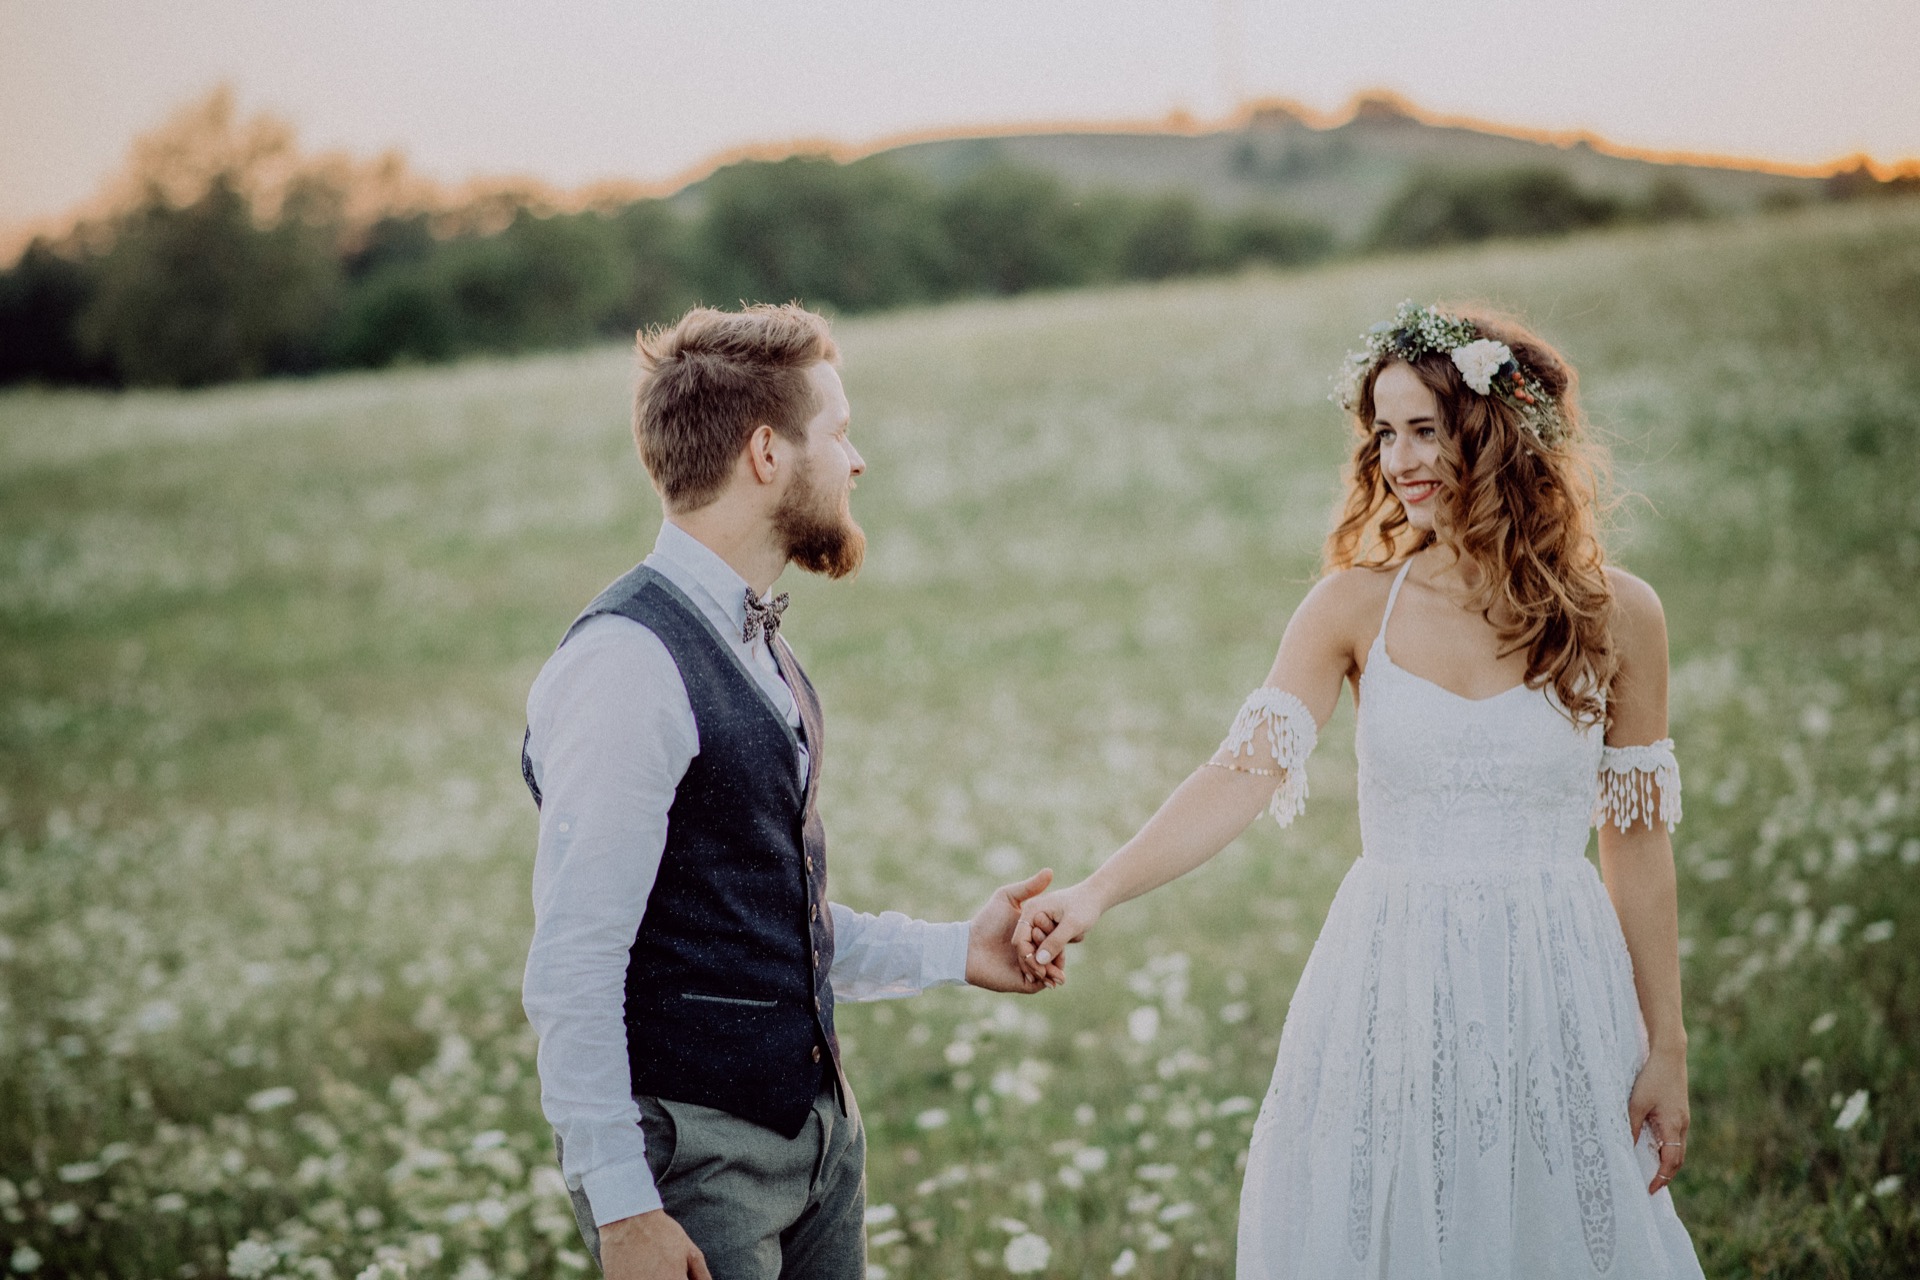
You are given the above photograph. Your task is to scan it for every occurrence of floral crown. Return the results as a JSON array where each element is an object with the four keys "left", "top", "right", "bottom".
[{"left": 1332, "top": 301, "right": 1567, "bottom": 445}]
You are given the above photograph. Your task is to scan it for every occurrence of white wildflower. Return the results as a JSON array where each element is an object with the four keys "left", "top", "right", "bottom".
[
  {"left": 1126, "top": 1007, "right": 1160, "bottom": 1044},
  {"left": 1003, "top": 1232, "right": 1051, "bottom": 1274},
  {"left": 914, "top": 1108, "right": 949, "bottom": 1130},
  {"left": 228, "top": 1240, "right": 279, "bottom": 1279},
  {"left": 1873, "top": 1175, "right": 1903, "bottom": 1197},
  {"left": 153, "top": 1192, "right": 187, "bottom": 1212},
  {"left": 133, "top": 999, "right": 181, "bottom": 1034},
  {"left": 246, "top": 1085, "right": 298, "bottom": 1113},
  {"left": 866, "top": 1267, "right": 890, "bottom": 1280},
  {"left": 1834, "top": 1089, "right": 1870, "bottom": 1131},
  {"left": 57, "top": 1162, "right": 103, "bottom": 1183},
  {"left": 1450, "top": 339, "right": 1512, "bottom": 395},
  {"left": 468, "top": 1129, "right": 508, "bottom": 1153},
  {"left": 864, "top": 1203, "right": 898, "bottom": 1226},
  {"left": 943, "top": 1041, "right": 975, "bottom": 1067},
  {"left": 1110, "top": 1248, "right": 1138, "bottom": 1276},
  {"left": 1810, "top": 1012, "right": 1837, "bottom": 1035},
  {"left": 1136, "top": 1163, "right": 1178, "bottom": 1182},
  {"left": 1072, "top": 1146, "right": 1110, "bottom": 1173},
  {"left": 10, "top": 1246, "right": 43, "bottom": 1274},
  {"left": 1215, "top": 1095, "right": 1257, "bottom": 1117},
  {"left": 46, "top": 1203, "right": 79, "bottom": 1226},
  {"left": 1861, "top": 920, "right": 1894, "bottom": 943},
  {"left": 1057, "top": 1165, "right": 1085, "bottom": 1190},
  {"left": 474, "top": 1197, "right": 510, "bottom": 1227}
]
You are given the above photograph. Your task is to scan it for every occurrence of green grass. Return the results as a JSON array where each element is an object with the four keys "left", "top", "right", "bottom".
[{"left": 2, "top": 200, "right": 1918, "bottom": 1279}]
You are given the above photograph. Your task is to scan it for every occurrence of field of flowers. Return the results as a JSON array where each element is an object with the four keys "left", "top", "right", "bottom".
[{"left": 2, "top": 198, "right": 1917, "bottom": 1279}]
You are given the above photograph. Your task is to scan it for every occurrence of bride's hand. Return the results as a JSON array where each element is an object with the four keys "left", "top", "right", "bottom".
[
  {"left": 1011, "top": 882, "right": 1105, "bottom": 980},
  {"left": 1627, "top": 1046, "right": 1690, "bottom": 1195}
]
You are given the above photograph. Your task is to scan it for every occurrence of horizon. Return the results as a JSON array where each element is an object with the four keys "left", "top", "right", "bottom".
[
  {"left": 0, "top": 87, "right": 1902, "bottom": 263},
  {"left": 4, "top": 0, "right": 1916, "bottom": 245}
]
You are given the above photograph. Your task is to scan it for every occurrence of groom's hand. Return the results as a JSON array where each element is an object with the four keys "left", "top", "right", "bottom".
[
  {"left": 600, "top": 1208, "right": 711, "bottom": 1280},
  {"left": 967, "top": 869, "right": 1066, "bottom": 992}
]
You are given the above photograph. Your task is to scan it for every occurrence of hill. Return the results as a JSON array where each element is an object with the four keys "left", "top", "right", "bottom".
[
  {"left": 663, "top": 97, "right": 1830, "bottom": 240},
  {"left": 862, "top": 99, "right": 1823, "bottom": 237}
]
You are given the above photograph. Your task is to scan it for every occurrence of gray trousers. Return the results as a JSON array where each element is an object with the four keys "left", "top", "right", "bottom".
[{"left": 562, "top": 1081, "right": 866, "bottom": 1280}]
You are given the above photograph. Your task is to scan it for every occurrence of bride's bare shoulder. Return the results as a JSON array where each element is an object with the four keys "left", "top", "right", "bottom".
[
  {"left": 1292, "top": 565, "right": 1401, "bottom": 637},
  {"left": 1603, "top": 566, "right": 1666, "bottom": 632}
]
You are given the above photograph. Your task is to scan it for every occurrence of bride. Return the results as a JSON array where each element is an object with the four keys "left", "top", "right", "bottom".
[{"left": 1014, "top": 304, "right": 1706, "bottom": 1277}]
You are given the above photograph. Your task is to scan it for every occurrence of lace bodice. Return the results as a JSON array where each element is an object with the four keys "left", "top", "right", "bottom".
[
  {"left": 1358, "top": 562, "right": 1679, "bottom": 864},
  {"left": 1220, "top": 560, "right": 1680, "bottom": 847}
]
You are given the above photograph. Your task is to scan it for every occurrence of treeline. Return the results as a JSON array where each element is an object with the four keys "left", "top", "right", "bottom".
[
  {"left": 6, "top": 98, "right": 1917, "bottom": 390},
  {"left": 0, "top": 152, "right": 1335, "bottom": 390},
  {"left": 1370, "top": 161, "right": 1920, "bottom": 252}
]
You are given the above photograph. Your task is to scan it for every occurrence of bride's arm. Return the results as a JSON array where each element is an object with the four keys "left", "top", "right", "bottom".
[
  {"left": 1013, "top": 572, "right": 1365, "bottom": 972},
  {"left": 1594, "top": 568, "right": 1691, "bottom": 1193}
]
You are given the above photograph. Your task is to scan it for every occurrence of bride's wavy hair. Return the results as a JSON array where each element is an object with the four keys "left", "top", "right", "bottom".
[{"left": 1323, "top": 306, "right": 1618, "bottom": 726}]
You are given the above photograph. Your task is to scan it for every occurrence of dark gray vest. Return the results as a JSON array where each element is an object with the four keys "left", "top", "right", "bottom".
[{"left": 523, "top": 563, "right": 838, "bottom": 1139}]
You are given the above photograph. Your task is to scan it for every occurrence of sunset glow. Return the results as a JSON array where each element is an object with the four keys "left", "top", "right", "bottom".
[{"left": 3, "top": 0, "right": 1916, "bottom": 236}]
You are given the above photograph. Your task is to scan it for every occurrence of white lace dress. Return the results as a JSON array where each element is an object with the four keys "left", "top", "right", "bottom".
[{"left": 1231, "top": 563, "right": 1704, "bottom": 1279}]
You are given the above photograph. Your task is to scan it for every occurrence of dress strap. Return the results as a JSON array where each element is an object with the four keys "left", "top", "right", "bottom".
[{"left": 1375, "top": 560, "right": 1415, "bottom": 648}]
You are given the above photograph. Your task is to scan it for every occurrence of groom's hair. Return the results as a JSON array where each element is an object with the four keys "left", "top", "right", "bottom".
[{"left": 633, "top": 304, "right": 840, "bottom": 512}]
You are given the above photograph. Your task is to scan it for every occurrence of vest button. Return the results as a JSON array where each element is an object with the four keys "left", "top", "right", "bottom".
[
  {"left": 811, "top": 1044, "right": 822, "bottom": 1063},
  {"left": 811, "top": 903, "right": 818, "bottom": 921}
]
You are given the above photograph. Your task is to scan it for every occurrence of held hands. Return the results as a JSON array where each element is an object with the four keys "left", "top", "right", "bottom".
[
  {"left": 1011, "top": 880, "right": 1107, "bottom": 983},
  {"left": 598, "top": 1208, "right": 711, "bottom": 1280},
  {"left": 967, "top": 869, "right": 1069, "bottom": 992},
  {"left": 1627, "top": 1046, "right": 1690, "bottom": 1196}
]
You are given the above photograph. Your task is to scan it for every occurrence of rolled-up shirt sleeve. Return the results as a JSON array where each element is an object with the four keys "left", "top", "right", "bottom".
[
  {"left": 828, "top": 905, "right": 970, "bottom": 1001},
  {"left": 521, "top": 615, "right": 695, "bottom": 1227}
]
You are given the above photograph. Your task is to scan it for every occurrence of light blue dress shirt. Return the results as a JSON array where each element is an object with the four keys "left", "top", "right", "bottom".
[{"left": 521, "top": 520, "right": 970, "bottom": 1226}]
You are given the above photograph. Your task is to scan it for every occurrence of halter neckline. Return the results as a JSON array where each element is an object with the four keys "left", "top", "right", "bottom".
[
  {"left": 1375, "top": 560, "right": 1414, "bottom": 648},
  {"left": 1369, "top": 559, "right": 1532, "bottom": 706}
]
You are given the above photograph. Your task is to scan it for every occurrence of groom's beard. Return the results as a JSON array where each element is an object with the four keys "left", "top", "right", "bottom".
[{"left": 774, "top": 458, "right": 865, "bottom": 580}]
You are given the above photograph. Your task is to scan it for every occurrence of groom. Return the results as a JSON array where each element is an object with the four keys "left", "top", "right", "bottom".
[{"left": 520, "top": 303, "right": 1062, "bottom": 1280}]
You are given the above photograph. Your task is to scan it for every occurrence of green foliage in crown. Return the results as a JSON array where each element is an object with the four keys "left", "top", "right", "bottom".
[{"left": 1333, "top": 300, "right": 1568, "bottom": 445}]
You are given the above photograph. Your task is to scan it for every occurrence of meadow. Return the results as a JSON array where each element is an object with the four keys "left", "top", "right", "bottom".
[{"left": 2, "top": 198, "right": 1917, "bottom": 1279}]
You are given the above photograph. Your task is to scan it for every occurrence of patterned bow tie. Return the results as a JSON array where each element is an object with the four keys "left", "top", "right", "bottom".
[{"left": 742, "top": 589, "right": 790, "bottom": 644}]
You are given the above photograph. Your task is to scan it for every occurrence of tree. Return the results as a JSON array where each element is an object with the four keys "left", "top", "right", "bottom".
[
  {"left": 79, "top": 173, "right": 343, "bottom": 386},
  {"left": 1116, "top": 194, "right": 1213, "bottom": 280},
  {"left": 1369, "top": 167, "right": 1621, "bottom": 250},
  {"left": 694, "top": 156, "right": 947, "bottom": 311},
  {"left": 0, "top": 240, "right": 113, "bottom": 385},
  {"left": 935, "top": 164, "right": 1097, "bottom": 295},
  {"left": 602, "top": 200, "right": 697, "bottom": 334},
  {"left": 1215, "top": 208, "right": 1335, "bottom": 269}
]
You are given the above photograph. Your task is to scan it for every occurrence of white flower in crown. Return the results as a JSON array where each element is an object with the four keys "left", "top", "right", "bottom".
[{"left": 1450, "top": 338, "right": 1513, "bottom": 395}]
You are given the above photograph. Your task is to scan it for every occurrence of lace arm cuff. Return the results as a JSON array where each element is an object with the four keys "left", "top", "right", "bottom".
[
  {"left": 1216, "top": 687, "right": 1318, "bottom": 827},
  {"left": 1594, "top": 738, "right": 1683, "bottom": 833}
]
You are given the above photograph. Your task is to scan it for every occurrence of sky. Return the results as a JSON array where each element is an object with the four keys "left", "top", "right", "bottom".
[{"left": 3, "top": 0, "right": 1917, "bottom": 231}]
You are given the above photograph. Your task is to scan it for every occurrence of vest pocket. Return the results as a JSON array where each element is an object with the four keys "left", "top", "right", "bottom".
[{"left": 680, "top": 991, "right": 779, "bottom": 1009}]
